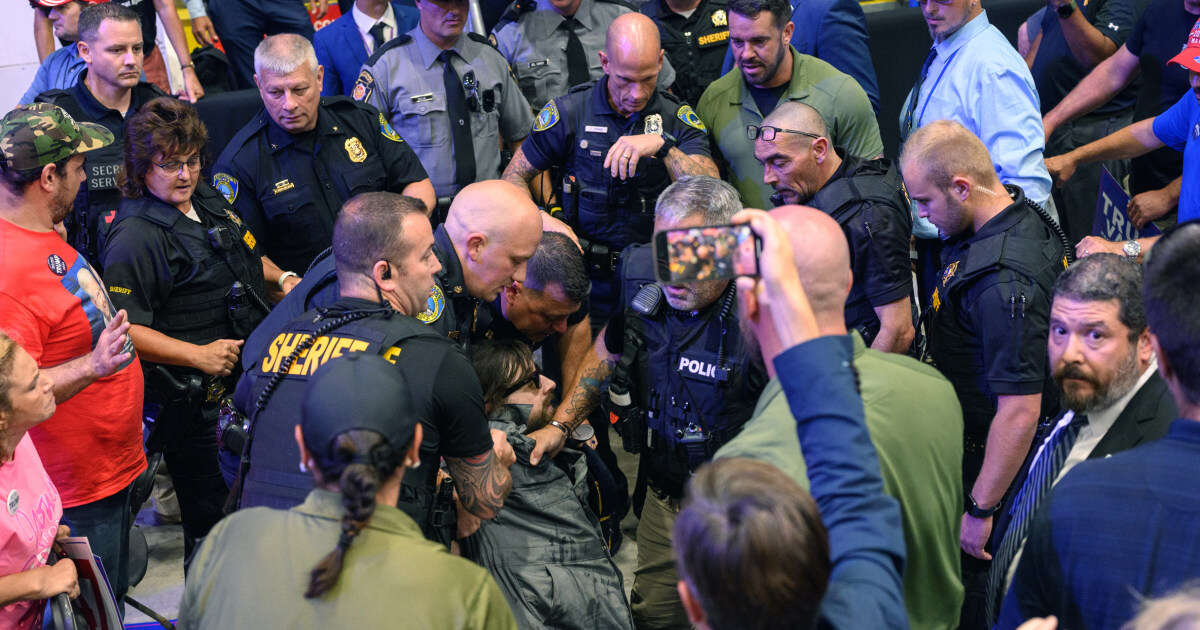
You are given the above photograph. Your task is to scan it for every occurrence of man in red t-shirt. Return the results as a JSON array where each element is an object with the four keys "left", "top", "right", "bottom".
[{"left": 0, "top": 103, "right": 146, "bottom": 608}]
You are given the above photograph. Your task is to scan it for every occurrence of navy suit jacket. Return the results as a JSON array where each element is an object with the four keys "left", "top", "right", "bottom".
[{"left": 314, "top": 2, "right": 420, "bottom": 97}]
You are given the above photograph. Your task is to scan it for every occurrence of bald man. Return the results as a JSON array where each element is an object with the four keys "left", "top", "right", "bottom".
[
  {"left": 716, "top": 205, "right": 965, "bottom": 630},
  {"left": 899, "top": 120, "right": 1067, "bottom": 578},
  {"left": 754, "top": 101, "right": 915, "bottom": 353},
  {"left": 503, "top": 11, "right": 719, "bottom": 327}
]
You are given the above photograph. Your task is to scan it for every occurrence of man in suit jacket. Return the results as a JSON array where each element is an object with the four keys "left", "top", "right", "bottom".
[
  {"left": 989, "top": 248, "right": 1189, "bottom": 630},
  {"left": 315, "top": 0, "right": 419, "bottom": 96},
  {"left": 978, "top": 253, "right": 1178, "bottom": 628}
]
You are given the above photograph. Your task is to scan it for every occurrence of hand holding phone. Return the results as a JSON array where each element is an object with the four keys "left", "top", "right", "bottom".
[{"left": 653, "top": 223, "right": 762, "bottom": 284}]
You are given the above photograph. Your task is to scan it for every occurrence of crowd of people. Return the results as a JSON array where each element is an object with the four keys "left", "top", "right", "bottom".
[{"left": 1, "top": 0, "right": 1199, "bottom": 627}]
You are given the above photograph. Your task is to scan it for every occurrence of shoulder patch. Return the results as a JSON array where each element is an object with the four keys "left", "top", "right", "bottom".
[
  {"left": 676, "top": 104, "right": 706, "bottom": 132},
  {"left": 352, "top": 69, "right": 375, "bottom": 102},
  {"left": 417, "top": 284, "right": 445, "bottom": 324},
  {"left": 468, "top": 32, "right": 497, "bottom": 49},
  {"left": 213, "top": 172, "right": 239, "bottom": 204},
  {"left": 379, "top": 112, "right": 402, "bottom": 142},
  {"left": 533, "top": 100, "right": 560, "bottom": 132}
]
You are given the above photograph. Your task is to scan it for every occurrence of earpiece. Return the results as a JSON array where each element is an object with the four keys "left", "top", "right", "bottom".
[{"left": 381, "top": 264, "right": 392, "bottom": 280}]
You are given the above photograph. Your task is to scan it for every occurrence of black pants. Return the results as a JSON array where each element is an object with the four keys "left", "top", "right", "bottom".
[
  {"left": 1046, "top": 110, "right": 1134, "bottom": 246},
  {"left": 152, "top": 401, "right": 230, "bottom": 559}
]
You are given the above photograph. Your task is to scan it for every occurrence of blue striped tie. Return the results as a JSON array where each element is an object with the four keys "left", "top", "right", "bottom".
[{"left": 983, "top": 412, "right": 1089, "bottom": 624}]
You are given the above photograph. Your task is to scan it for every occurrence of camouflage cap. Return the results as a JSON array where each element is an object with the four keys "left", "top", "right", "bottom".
[{"left": 0, "top": 103, "right": 114, "bottom": 172}]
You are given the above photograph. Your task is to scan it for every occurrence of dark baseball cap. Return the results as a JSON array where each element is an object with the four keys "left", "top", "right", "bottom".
[
  {"left": 301, "top": 353, "right": 418, "bottom": 460},
  {"left": 0, "top": 103, "right": 113, "bottom": 171}
]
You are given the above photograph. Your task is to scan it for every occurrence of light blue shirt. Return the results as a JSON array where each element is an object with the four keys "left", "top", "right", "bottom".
[
  {"left": 901, "top": 11, "right": 1053, "bottom": 239},
  {"left": 20, "top": 44, "right": 87, "bottom": 105}
]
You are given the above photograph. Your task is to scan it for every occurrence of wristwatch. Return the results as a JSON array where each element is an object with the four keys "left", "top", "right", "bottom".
[
  {"left": 1056, "top": 0, "right": 1076, "bottom": 18},
  {"left": 965, "top": 492, "right": 1001, "bottom": 518},
  {"left": 1123, "top": 239, "right": 1142, "bottom": 260},
  {"left": 654, "top": 133, "right": 678, "bottom": 160}
]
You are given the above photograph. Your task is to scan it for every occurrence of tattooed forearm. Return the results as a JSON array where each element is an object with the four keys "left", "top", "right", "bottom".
[
  {"left": 445, "top": 450, "right": 512, "bottom": 520},
  {"left": 560, "top": 358, "right": 614, "bottom": 430},
  {"left": 665, "top": 150, "right": 720, "bottom": 180},
  {"left": 500, "top": 147, "right": 541, "bottom": 194}
]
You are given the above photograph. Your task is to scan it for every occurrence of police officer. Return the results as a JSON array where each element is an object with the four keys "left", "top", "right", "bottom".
[
  {"left": 754, "top": 102, "right": 915, "bottom": 353},
  {"left": 502, "top": 13, "right": 719, "bottom": 327},
  {"left": 544, "top": 176, "right": 767, "bottom": 628},
  {"left": 213, "top": 34, "right": 434, "bottom": 285},
  {"left": 37, "top": 2, "right": 163, "bottom": 270},
  {"left": 640, "top": 0, "right": 727, "bottom": 107},
  {"left": 101, "top": 98, "right": 271, "bottom": 557},
  {"left": 491, "top": 0, "right": 677, "bottom": 112},
  {"left": 354, "top": 0, "right": 533, "bottom": 212},
  {"left": 899, "top": 121, "right": 1068, "bottom": 565},
  {"left": 232, "top": 192, "right": 513, "bottom": 545}
]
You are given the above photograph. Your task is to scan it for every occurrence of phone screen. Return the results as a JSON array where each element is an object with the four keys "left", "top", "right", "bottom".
[{"left": 653, "top": 224, "right": 761, "bottom": 284}]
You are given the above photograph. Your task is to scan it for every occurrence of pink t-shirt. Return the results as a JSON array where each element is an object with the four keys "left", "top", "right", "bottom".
[{"left": 0, "top": 435, "right": 63, "bottom": 629}]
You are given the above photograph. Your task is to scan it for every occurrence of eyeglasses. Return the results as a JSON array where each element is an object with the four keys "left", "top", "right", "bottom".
[
  {"left": 745, "top": 124, "right": 822, "bottom": 142},
  {"left": 153, "top": 156, "right": 202, "bottom": 175},
  {"left": 502, "top": 365, "right": 542, "bottom": 398}
]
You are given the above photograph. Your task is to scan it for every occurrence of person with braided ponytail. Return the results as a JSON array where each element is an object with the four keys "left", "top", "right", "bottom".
[{"left": 179, "top": 353, "right": 517, "bottom": 629}]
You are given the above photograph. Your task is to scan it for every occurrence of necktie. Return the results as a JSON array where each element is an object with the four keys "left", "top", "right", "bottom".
[
  {"left": 368, "top": 22, "right": 388, "bottom": 52},
  {"left": 983, "top": 412, "right": 1089, "bottom": 624},
  {"left": 440, "top": 50, "right": 476, "bottom": 188},
  {"left": 900, "top": 48, "right": 938, "bottom": 144},
  {"left": 562, "top": 17, "right": 590, "bottom": 87}
]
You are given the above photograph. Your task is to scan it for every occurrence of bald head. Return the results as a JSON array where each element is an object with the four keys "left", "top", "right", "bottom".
[
  {"left": 605, "top": 13, "right": 662, "bottom": 60},
  {"left": 899, "top": 119, "right": 1000, "bottom": 190},
  {"left": 762, "top": 102, "right": 828, "bottom": 142},
  {"left": 445, "top": 180, "right": 543, "bottom": 300},
  {"left": 771, "top": 205, "right": 852, "bottom": 323}
]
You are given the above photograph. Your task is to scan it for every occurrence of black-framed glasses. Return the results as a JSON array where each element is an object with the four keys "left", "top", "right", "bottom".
[
  {"left": 153, "top": 156, "right": 202, "bottom": 175},
  {"left": 463, "top": 70, "right": 481, "bottom": 112},
  {"left": 746, "top": 124, "right": 822, "bottom": 142},
  {"left": 502, "top": 365, "right": 542, "bottom": 398}
]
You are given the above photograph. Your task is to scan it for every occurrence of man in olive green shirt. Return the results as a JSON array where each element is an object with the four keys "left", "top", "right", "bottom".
[
  {"left": 717, "top": 205, "right": 963, "bottom": 630},
  {"left": 697, "top": 0, "right": 883, "bottom": 209}
]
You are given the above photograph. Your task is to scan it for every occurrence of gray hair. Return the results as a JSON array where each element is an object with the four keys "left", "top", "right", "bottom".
[
  {"left": 1122, "top": 581, "right": 1200, "bottom": 630},
  {"left": 1053, "top": 253, "right": 1146, "bottom": 341},
  {"left": 254, "top": 34, "right": 319, "bottom": 77},
  {"left": 656, "top": 176, "right": 742, "bottom": 225}
]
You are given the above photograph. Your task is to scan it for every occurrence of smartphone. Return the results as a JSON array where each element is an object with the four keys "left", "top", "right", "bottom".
[{"left": 653, "top": 223, "right": 761, "bottom": 284}]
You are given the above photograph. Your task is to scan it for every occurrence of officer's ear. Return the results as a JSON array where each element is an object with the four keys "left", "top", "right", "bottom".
[
  {"left": 76, "top": 40, "right": 90, "bottom": 65},
  {"left": 951, "top": 176, "right": 971, "bottom": 202},
  {"left": 465, "top": 232, "right": 489, "bottom": 264},
  {"left": 781, "top": 20, "right": 795, "bottom": 44},
  {"left": 811, "top": 136, "right": 830, "bottom": 163},
  {"left": 373, "top": 259, "right": 397, "bottom": 288},
  {"left": 598, "top": 50, "right": 609, "bottom": 75},
  {"left": 315, "top": 64, "right": 324, "bottom": 85}
]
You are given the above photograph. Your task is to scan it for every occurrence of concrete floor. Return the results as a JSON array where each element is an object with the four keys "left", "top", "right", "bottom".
[{"left": 122, "top": 427, "right": 643, "bottom": 627}]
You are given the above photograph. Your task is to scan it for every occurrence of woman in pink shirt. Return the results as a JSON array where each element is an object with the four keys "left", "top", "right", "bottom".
[{"left": 0, "top": 332, "right": 78, "bottom": 628}]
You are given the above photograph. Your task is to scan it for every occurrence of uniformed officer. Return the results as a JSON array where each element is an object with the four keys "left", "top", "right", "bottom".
[
  {"left": 640, "top": 0, "right": 727, "bottom": 107},
  {"left": 502, "top": 13, "right": 719, "bottom": 327},
  {"left": 491, "top": 0, "right": 677, "bottom": 112},
  {"left": 36, "top": 2, "right": 164, "bottom": 270},
  {"left": 213, "top": 34, "right": 434, "bottom": 286},
  {"left": 542, "top": 176, "right": 768, "bottom": 628},
  {"left": 101, "top": 98, "right": 272, "bottom": 557},
  {"left": 232, "top": 192, "right": 513, "bottom": 545},
  {"left": 753, "top": 101, "right": 915, "bottom": 353},
  {"left": 354, "top": 0, "right": 533, "bottom": 210},
  {"left": 900, "top": 121, "right": 1068, "bottom": 562}
]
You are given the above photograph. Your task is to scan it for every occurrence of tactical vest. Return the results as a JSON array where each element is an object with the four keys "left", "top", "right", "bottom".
[
  {"left": 928, "top": 204, "right": 1065, "bottom": 441},
  {"left": 562, "top": 83, "right": 675, "bottom": 251},
  {"left": 240, "top": 308, "right": 447, "bottom": 530},
  {"left": 620, "top": 245, "right": 764, "bottom": 498},
  {"left": 110, "top": 186, "right": 267, "bottom": 346}
]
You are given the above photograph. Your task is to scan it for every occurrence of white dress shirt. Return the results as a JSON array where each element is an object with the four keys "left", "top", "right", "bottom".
[{"left": 352, "top": 2, "right": 397, "bottom": 55}]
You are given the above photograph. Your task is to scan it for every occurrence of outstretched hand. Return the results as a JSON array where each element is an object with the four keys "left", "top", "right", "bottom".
[{"left": 90, "top": 310, "right": 132, "bottom": 379}]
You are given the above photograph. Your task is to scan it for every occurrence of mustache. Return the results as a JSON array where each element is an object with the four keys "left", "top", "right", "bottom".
[{"left": 1054, "top": 363, "right": 1095, "bottom": 384}]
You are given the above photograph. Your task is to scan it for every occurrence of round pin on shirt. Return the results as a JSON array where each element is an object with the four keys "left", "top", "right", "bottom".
[{"left": 7, "top": 489, "right": 19, "bottom": 515}]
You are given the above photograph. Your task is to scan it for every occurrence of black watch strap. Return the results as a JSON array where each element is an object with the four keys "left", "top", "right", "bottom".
[
  {"left": 966, "top": 492, "right": 1002, "bottom": 518},
  {"left": 655, "top": 133, "right": 677, "bottom": 160}
]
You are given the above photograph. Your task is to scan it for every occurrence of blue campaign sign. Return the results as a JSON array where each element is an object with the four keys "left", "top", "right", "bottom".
[{"left": 1092, "top": 167, "right": 1162, "bottom": 240}]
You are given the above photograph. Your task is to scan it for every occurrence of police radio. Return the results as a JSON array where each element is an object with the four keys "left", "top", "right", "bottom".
[{"left": 607, "top": 284, "right": 662, "bottom": 453}]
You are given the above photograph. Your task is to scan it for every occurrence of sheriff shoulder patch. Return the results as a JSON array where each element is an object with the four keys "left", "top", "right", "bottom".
[
  {"left": 352, "top": 69, "right": 375, "bottom": 102},
  {"left": 533, "top": 100, "right": 559, "bottom": 132},
  {"left": 379, "top": 112, "right": 402, "bottom": 142},
  {"left": 213, "top": 172, "right": 238, "bottom": 204},
  {"left": 417, "top": 284, "right": 445, "bottom": 324},
  {"left": 677, "top": 105, "right": 706, "bottom": 132}
]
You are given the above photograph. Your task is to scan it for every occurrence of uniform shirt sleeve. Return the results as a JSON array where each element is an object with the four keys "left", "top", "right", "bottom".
[
  {"left": 520, "top": 98, "right": 571, "bottom": 170},
  {"left": 497, "top": 55, "right": 534, "bottom": 143},
  {"left": 970, "top": 275, "right": 1051, "bottom": 396},
  {"left": 673, "top": 104, "right": 712, "bottom": 157},
  {"left": 1091, "top": 0, "right": 1137, "bottom": 47},
  {"left": 357, "top": 56, "right": 394, "bottom": 119},
  {"left": 1152, "top": 91, "right": 1197, "bottom": 152},
  {"left": 431, "top": 346, "right": 495, "bottom": 459},
  {"left": 100, "top": 219, "right": 175, "bottom": 327},
  {"left": 362, "top": 103, "right": 431, "bottom": 188},
  {"left": 856, "top": 201, "right": 914, "bottom": 307},
  {"left": 815, "top": 0, "right": 881, "bottom": 114}
]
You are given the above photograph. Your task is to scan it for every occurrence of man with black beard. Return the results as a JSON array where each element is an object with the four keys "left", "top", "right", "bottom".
[{"left": 978, "top": 253, "right": 1179, "bottom": 626}]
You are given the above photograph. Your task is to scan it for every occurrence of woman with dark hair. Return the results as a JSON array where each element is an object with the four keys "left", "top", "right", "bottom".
[
  {"left": 465, "top": 339, "right": 634, "bottom": 630},
  {"left": 99, "top": 96, "right": 275, "bottom": 557},
  {"left": 0, "top": 332, "right": 78, "bottom": 629},
  {"left": 178, "top": 354, "right": 517, "bottom": 629}
]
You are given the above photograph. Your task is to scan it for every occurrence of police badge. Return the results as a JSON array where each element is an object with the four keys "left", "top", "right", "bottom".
[
  {"left": 644, "top": 113, "right": 663, "bottom": 136},
  {"left": 345, "top": 137, "right": 367, "bottom": 163}
]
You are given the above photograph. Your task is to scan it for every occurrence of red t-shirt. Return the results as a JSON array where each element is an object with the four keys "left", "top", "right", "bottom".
[{"left": 0, "top": 219, "right": 145, "bottom": 508}]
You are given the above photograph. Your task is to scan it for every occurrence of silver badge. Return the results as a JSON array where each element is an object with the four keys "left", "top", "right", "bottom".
[{"left": 644, "top": 114, "right": 663, "bottom": 136}]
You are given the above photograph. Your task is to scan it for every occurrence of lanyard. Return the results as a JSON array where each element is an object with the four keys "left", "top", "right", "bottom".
[{"left": 914, "top": 45, "right": 963, "bottom": 131}]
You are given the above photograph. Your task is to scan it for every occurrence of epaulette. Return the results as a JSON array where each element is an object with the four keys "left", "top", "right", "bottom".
[
  {"left": 468, "top": 32, "right": 498, "bottom": 50},
  {"left": 567, "top": 80, "right": 597, "bottom": 94},
  {"left": 220, "top": 110, "right": 270, "bottom": 157},
  {"left": 365, "top": 33, "right": 413, "bottom": 65}
]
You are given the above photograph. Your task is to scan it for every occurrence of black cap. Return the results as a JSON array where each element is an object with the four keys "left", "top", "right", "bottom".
[{"left": 301, "top": 354, "right": 417, "bottom": 460}]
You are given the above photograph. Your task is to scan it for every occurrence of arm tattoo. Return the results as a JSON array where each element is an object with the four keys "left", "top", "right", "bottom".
[
  {"left": 446, "top": 450, "right": 512, "bottom": 520},
  {"left": 664, "top": 149, "right": 720, "bottom": 180},
  {"left": 500, "top": 147, "right": 541, "bottom": 192},
  {"left": 561, "top": 358, "right": 614, "bottom": 429}
]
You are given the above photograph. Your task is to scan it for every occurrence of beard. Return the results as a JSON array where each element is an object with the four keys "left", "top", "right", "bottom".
[
  {"left": 1054, "top": 349, "right": 1142, "bottom": 413},
  {"left": 49, "top": 184, "right": 76, "bottom": 225}
]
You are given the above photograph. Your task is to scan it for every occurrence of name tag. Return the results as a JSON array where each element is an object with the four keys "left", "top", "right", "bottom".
[
  {"left": 410, "top": 93, "right": 435, "bottom": 103},
  {"left": 589, "top": 150, "right": 602, "bottom": 157},
  {"left": 527, "top": 59, "right": 549, "bottom": 69},
  {"left": 585, "top": 125, "right": 608, "bottom": 134},
  {"left": 272, "top": 179, "right": 295, "bottom": 195}
]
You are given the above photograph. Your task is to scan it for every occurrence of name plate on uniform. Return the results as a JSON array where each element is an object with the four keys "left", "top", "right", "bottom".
[
  {"left": 527, "top": 59, "right": 549, "bottom": 69},
  {"left": 410, "top": 93, "right": 435, "bottom": 103}
]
